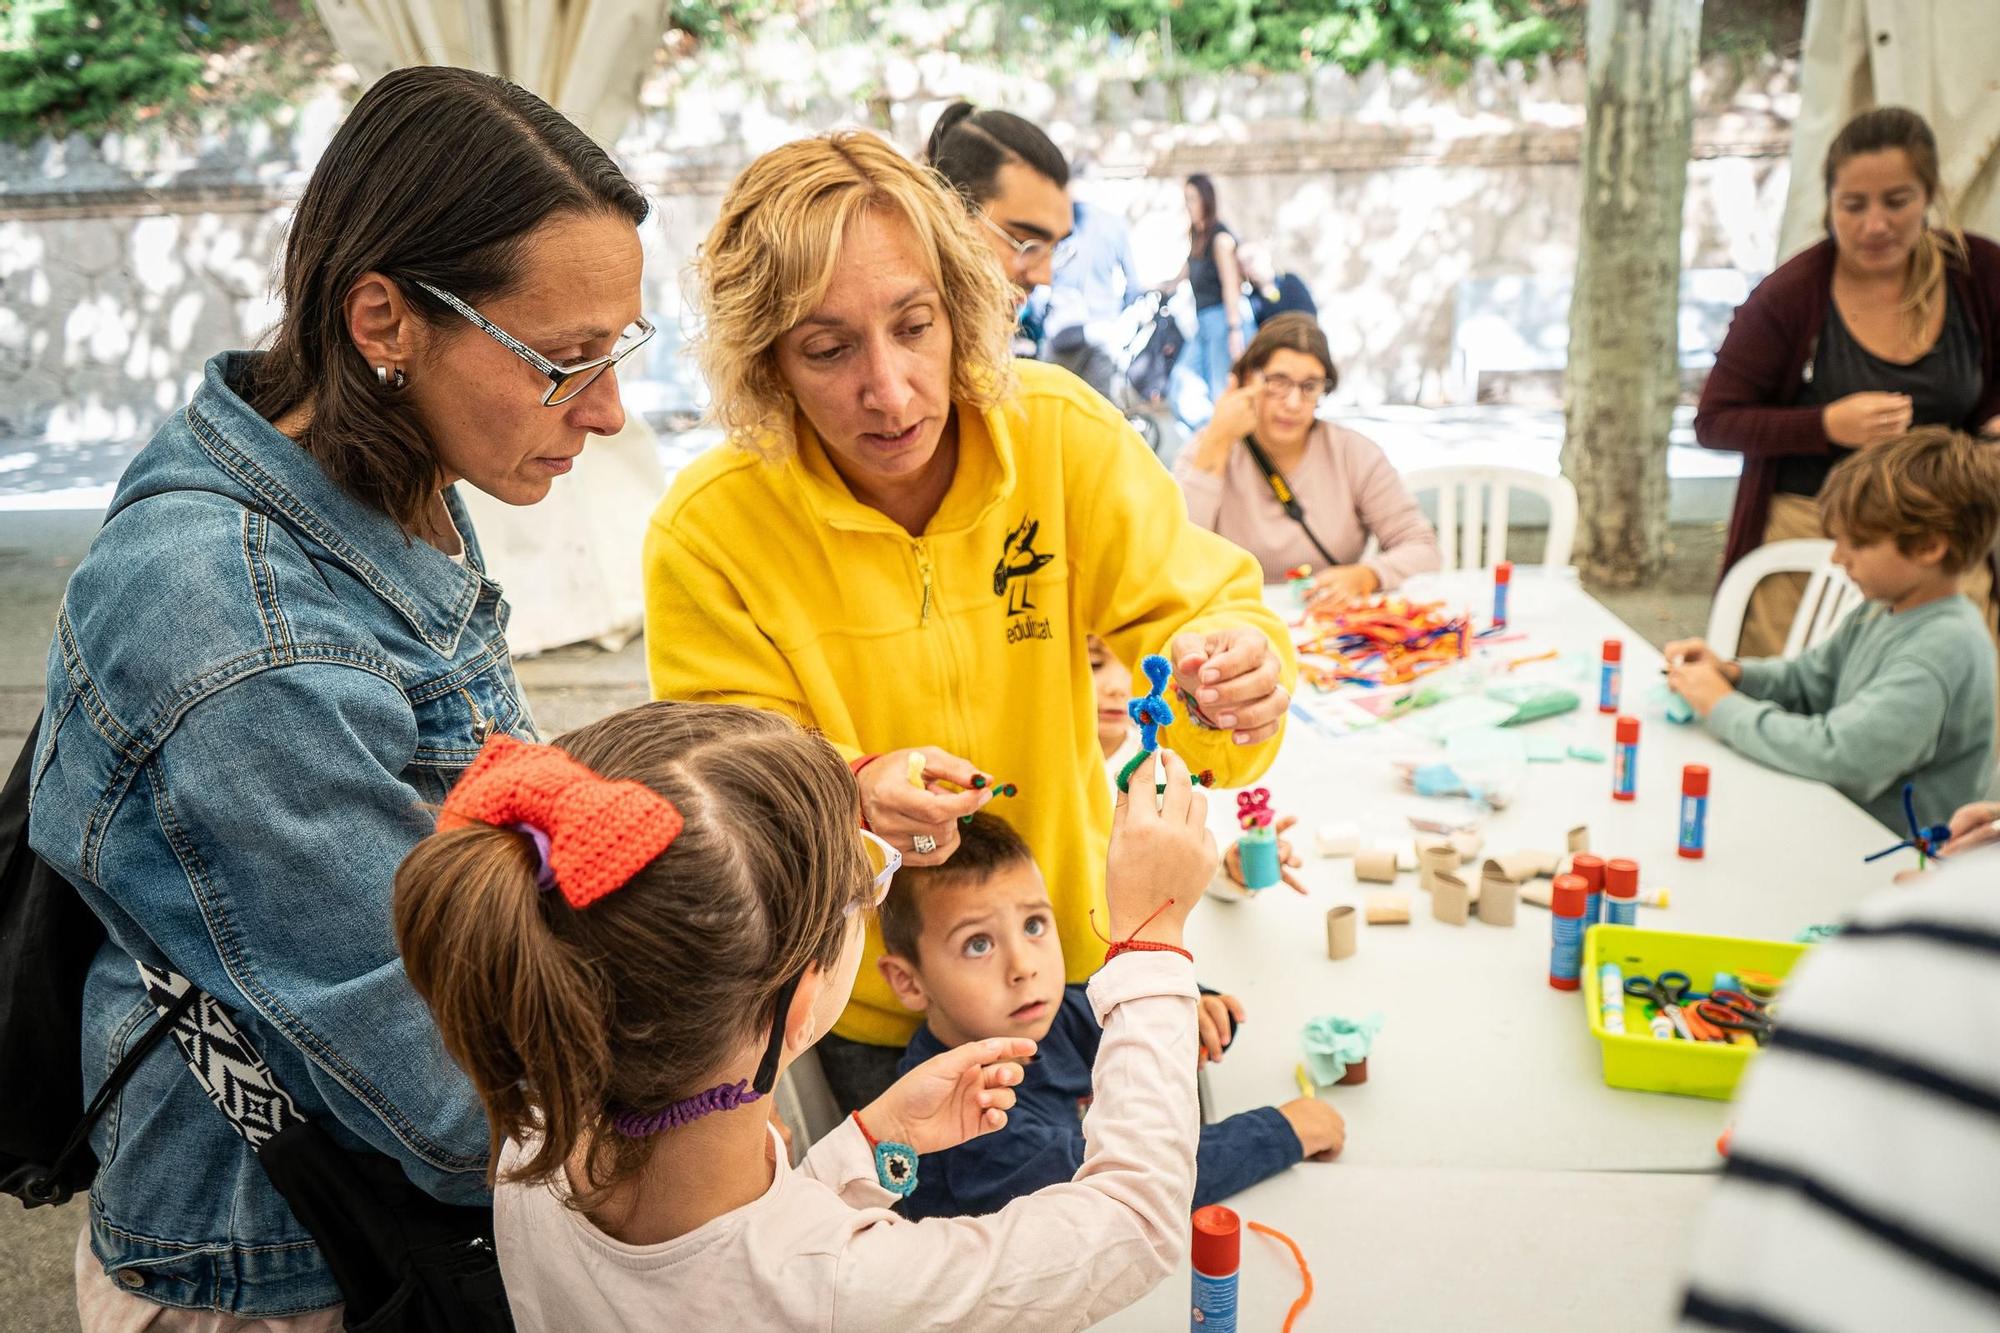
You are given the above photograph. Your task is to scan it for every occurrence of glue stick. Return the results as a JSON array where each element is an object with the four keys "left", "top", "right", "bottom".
[
  {"left": 1191, "top": 1204, "right": 1241, "bottom": 1332},
  {"left": 1605, "top": 858, "right": 1639, "bottom": 926},
  {"left": 1493, "top": 561, "right": 1512, "bottom": 628},
  {"left": 1549, "top": 873, "right": 1588, "bottom": 991},
  {"left": 1571, "top": 853, "right": 1605, "bottom": 927},
  {"left": 1598, "top": 639, "right": 1622, "bottom": 713},
  {"left": 1678, "top": 764, "right": 1709, "bottom": 859},
  {"left": 1598, "top": 962, "right": 1626, "bottom": 1034},
  {"left": 1612, "top": 716, "right": 1640, "bottom": 801}
]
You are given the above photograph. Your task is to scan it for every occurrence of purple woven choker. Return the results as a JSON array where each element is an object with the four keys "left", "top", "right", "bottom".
[{"left": 612, "top": 1078, "right": 763, "bottom": 1138}]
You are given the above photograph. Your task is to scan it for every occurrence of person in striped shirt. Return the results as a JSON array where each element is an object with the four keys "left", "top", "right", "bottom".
[{"left": 1679, "top": 850, "right": 2000, "bottom": 1330}]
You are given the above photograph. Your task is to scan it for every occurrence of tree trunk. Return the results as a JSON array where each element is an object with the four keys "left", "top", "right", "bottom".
[{"left": 1560, "top": 0, "right": 1703, "bottom": 587}]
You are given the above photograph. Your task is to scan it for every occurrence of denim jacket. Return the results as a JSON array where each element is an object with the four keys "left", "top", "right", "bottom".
[{"left": 28, "top": 353, "right": 535, "bottom": 1315}]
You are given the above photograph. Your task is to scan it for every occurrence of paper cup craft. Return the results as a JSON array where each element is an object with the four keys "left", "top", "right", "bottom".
[
  {"left": 1234, "top": 790, "right": 1281, "bottom": 891},
  {"left": 1303, "top": 1012, "right": 1383, "bottom": 1087}
]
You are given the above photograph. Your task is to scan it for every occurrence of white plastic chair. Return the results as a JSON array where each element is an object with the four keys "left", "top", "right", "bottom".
[
  {"left": 1400, "top": 466, "right": 1579, "bottom": 569},
  {"left": 1706, "top": 538, "right": 1864, "bottom": 661}
]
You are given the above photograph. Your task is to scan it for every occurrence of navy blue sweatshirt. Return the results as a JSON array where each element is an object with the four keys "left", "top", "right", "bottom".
[{"left": 895, "top": 984, "right": 1302, "bottom": 1220}]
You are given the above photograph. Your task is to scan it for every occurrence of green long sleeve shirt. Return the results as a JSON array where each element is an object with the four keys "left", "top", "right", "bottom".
[{"left": 1707, "top": 594, "right": 1996, "bottom": 832}]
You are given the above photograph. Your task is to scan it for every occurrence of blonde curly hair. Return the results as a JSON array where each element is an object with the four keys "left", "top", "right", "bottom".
[{"left": 691, "top": 130, "right": 1019, "bottom": 454}]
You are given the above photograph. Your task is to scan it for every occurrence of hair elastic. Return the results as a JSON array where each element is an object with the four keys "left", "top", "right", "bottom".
[{"left": 510, "top": 823, "right": 558, "bottom": 892}]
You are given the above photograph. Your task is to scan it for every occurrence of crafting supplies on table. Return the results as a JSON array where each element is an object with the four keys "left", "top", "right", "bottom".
[{"left": 1583, "top": 925, "right": 1805, "bottom": 1100}]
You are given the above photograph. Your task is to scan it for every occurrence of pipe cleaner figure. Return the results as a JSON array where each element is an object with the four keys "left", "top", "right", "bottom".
[
  {"left": 1113, "top": 653, "right": 1215, "bottom": 794},
  {"left": 1863, "top": 781, "right": 1954, "bottom": 869}
]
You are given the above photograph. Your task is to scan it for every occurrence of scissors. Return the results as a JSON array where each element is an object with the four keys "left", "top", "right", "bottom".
[
  {"left": 1692, "top": 990, "right": 1776, "bottom": 1046},
  {"left": 1624, "top": 971, "right": 1701, "bottom": 1041}
]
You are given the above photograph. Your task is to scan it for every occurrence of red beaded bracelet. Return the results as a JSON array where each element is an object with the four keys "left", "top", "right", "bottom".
[{"left": 1104, "top": 938, "right": 1193, "bottom": 963}]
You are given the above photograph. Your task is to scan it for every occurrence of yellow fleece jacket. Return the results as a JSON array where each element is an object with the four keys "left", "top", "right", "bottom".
[{"left": 643, "top": 361, "right": 1295, "bottom": 1047}]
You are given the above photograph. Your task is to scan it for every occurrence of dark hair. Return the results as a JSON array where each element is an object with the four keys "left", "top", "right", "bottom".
[
  {"left": 1185, "top": 173, "right": 1219, "bottom": 253},
  {"left": 923, "top": 101, "right": 1069, "bottom": 206},
  {"left": 1231, "top": 312, "right": 1336, "bottom": 393},
  {"left": 877, "top": 812, "right": 1036, "bottom": 962},
  {"left": 1822, "top": 106, "right": 1965, "bottom": 344},
  {"left": 394, "top": 701, "right": 865, "bottom": 1207},
  {"left": 245, "top": 67, "right": 649, "bottom": 532},
  {"left": 1819, "top": 425, "right": 2000, "bottom": 574}
]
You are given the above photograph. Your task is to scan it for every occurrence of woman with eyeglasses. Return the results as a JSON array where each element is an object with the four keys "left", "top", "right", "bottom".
[
  {"left": 644, "top": 131, "right": 1294, "bottom": 1116},
  {"left": 1175, "top": 313, "right": 1440, "bottom": 602},
  {"left": 29, "top": 67, "right": 650, "bottom": 1325}
]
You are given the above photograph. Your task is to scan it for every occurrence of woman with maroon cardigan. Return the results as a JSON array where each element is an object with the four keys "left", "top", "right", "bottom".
[{"left": 1697, "top": 107, "right": 2000, "bottom": 656}]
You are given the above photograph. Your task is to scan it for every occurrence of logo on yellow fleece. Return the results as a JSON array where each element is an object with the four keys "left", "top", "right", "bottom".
[{"left": 994, "top": 515, "right": 1055, "bottom": 619}]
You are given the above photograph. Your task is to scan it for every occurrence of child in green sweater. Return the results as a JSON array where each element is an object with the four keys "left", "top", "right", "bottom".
[{"left": 1667, "top": 426, "right": 2000, "bottom": 832}]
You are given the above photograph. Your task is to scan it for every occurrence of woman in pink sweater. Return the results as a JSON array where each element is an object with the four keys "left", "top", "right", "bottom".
[{"left": 1174, "top": 312, "right": 1440, "bottom": 601}]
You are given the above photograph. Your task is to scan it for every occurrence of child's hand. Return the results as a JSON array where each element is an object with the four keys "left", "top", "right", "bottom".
[
  {"left": 1665, "top": 657, "right": 1735, "bottom": 717},
  {"left": 1223, "top": 814, "right": 1307, "bottom": 894},
  {"left": 1197, "top": 993, "right": 1245, "bottom": 1066},
  {"left": 860, "top": 1036, "right": 1036, "bottom": 1155},
  {"left": 1662, "top": 637, "right": 1718, "bottom": 668},
  {"left": 1107, "top": 750, "right": 1217, "bottom": 946},
  {"left": 1278, "top": 1097, "right": 1346, "bottom": 1162},
  {"left": 1939, "top": 800, "right": 2000, "bottom": 856}
]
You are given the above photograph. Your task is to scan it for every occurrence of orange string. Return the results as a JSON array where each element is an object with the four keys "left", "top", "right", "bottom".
[{"left": 1247, "top": 1220, "right": 1313, "bottom": 1333}]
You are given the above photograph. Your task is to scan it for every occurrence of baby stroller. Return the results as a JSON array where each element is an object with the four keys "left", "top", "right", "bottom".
[{"left": 1107, "top": 291, "right": 1183, "bottom": 458}]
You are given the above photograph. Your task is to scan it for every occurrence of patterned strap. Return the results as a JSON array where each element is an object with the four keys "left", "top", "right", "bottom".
[{"left": 135, "top": 962, "right": 302, "bottom": 1151}]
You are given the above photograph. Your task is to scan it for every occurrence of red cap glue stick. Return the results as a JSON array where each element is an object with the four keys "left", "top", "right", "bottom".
[{"left": 1192, "top": 1204, "right": 1241, "bottom": 1331}]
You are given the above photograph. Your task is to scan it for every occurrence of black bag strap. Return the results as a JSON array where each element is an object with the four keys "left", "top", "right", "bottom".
[
  {"left": 1240, "top": 432, "right": 1340, "bottom": 568},
  {"left": 23, "top": 985, "right": 196, "bottom": 1205}
]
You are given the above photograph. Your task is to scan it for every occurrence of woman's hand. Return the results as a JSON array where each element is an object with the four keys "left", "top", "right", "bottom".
[
  {"left": 1823, "top": 392, "right": 1913, "bottom": 448},
  {"left": 1189, "top": 373, "right": 1262, "bottom": 474},
  {"left": 858, "top": 1036, "right": 1036, "bottom": 1154},
  {"left": 1223, "top": 813, "right": 1307, "bottom": 894},
  {"left": 1227, "top": 325, "right": 1245, "bottom": 361},
  {"left": 1169, "top": 627, "right": 1290, "bottom": 745},
  {"left": 1197, "top": 992, "right": 1245, "bottom": 1066},
  {"left": 858, "top": 747, "right": 991, "bottom": 866},
  {"left": 1309, "top": 565, "right": 1380, "bottom": 606}
]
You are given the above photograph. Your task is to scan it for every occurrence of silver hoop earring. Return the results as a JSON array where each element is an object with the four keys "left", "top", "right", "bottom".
[{"left": 374, "top": 365, "right": 408, "bottom": 391}]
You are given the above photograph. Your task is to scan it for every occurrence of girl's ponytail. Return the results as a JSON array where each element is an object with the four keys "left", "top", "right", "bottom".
[{"left": 394, "top": 824, "right": 614, "bottom": 1184}]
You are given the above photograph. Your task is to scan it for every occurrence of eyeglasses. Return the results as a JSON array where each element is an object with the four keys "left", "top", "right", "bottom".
[
  {"left": 977, "top": 212, "right": 1075, "bottom": 270},
  {"left": 1261, "top": 373, "right": 1332, "bottom": 402},
  {"left": 413, "top": 280, "right": 656, "bottom": 407},
  {"left": 854, "top": 827, "right": 902, "bottom": 917},
  {"left": 748, "top": 826, "right": 901, "bottom": 1096}
]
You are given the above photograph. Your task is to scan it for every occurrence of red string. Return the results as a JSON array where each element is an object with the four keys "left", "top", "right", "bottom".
[
  {"left": 1247, "top": 1220, "right": 1313, "bottom": 1332},
  {"left": 1089, "top": 899, "right": 1191, "bottom": 962}
]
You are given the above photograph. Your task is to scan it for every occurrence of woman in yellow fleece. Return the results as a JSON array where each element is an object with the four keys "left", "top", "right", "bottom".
[{"left": 644, "top": 131, "right": 1295, "bottom": 1110}]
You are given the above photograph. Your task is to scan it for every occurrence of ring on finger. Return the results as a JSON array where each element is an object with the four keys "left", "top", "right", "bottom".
[{"left": 912, "top": 833, "right": 938, "bottom": 854}]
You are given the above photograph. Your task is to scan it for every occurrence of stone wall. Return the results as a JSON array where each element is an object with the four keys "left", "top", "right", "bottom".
[{"left": 0, "top": 55, "right": 1798, "bottom": 499}]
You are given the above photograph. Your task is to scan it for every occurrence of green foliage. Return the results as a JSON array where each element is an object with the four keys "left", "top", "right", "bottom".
[
  {"left": 1033, "top": 0, "right": 1566, "bottom": 74},
  {"left": 0, "top": 1, "right": 289, "bottom": 143}
]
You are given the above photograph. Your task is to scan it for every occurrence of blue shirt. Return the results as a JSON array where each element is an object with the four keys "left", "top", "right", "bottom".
[
  {"left": 28, "top": 352, "right": 520, "bottom": 1313},
  {"left": 1044, "top": 201, "right": 1146, "bottom": 341},
  {"left": 896, "top": 984, "right": 1301, "bottom": 1220}
]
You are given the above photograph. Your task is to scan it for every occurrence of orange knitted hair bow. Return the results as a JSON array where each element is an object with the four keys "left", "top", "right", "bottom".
[{"left": 438, "top": 734, "right": 684, "bottom": 909}]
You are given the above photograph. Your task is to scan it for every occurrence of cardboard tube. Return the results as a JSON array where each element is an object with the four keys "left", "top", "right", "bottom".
[
  {"left": 1568, "top": 825, "right": 1591, "bottom": 854},
  {"left": 1520, "top": 879, "right": 1554, "bottom": 910},
  {"left": 1484, "top": 853, "right": 1542, "bottom": 884},
  {"left": 1417, "top": 844, "right": 1461, "bottom": 892},
  {"left": 1449, "top": 830, "right": 1485, "bottom": 862},
  {"left": 1325, "top": 905, "right": 1358, "bottom": 960},
  {"left": 1432, "top": 871, "right": 1471, "bottom": 925},
  {"left": 1364, "top": 892, "right": 1411, "bottom": 924},
  {"left": 1477, "top": 872, "right": 1519, "bottom": 926},
  {"left": 1354, "top": 848, "right": 1399, "bottom": 883}
]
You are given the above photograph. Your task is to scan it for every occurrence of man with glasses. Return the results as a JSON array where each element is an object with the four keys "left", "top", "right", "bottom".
[{"left": 923, "top": 101, "right": 1075, "bottom": 350}]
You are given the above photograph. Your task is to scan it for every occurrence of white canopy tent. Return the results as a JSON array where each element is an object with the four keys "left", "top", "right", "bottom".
[
  {"left": 314, "top": 0, "right": 674, "bottom": 654},
  {"left": 1778, "top": 0, "right": 2000, "bottom": 261}
]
